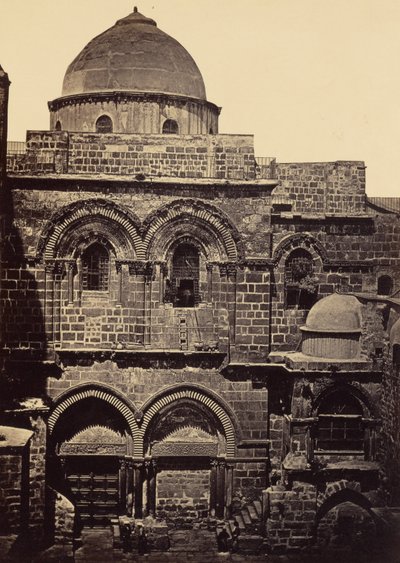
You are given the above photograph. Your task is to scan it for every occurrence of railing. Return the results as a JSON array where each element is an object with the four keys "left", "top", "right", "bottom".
[{"left": 7, "top": 141, "right": 26, "bottom": 154}]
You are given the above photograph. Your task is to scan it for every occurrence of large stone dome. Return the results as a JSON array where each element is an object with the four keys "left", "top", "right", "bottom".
[{"left": 62, "top": 8, "right": 206, "bottom": 100}]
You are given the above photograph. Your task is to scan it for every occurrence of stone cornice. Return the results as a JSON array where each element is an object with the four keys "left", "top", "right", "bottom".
[{"left": 48, "top": 90, "right": 221, "bottom": 114}]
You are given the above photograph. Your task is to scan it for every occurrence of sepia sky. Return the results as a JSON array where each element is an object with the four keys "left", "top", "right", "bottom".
[{"left": 1, "top": 0, "right": 399, "bottom": 197}]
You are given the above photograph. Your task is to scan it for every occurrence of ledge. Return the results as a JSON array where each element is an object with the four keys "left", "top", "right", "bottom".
[{"left": 7, "top": 173, "right": 278, "bottom": 189}]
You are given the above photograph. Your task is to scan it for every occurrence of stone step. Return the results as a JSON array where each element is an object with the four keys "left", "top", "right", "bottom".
[
  {"left": 247, "top": 503, "right": 258, "bottom": 522},
  {"left": 234, "top": 513, "right": 246, "bottom": 531},
  {"left": 238, "top": 534, "right": 265, "bottom": 554},
  {"left": 240, "top": 508, "right": 253, "bottom": 530},
  {"left": 253, "top": 500, "right": 262, "bottom": 518}
]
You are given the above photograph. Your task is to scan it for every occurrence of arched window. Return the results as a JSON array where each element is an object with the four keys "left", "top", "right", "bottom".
[
  {"left": 81, "top": 243, "right": 109, "bottom": 291},
  {"left": 169, "top": 243, "right": 200, "bottom": 307},
  {"left": 95, "top": 115, "right": 113, "bottom": 133},
  {"left": 377, "top": 274, "right": 393, "bottom": 296},
  {"left": 209, "top": 127, "right": 214, "bottom": 134},
  {"left": 317, "top": 389, "right": 364, "bottom": 451},
  {"left": 285, "top": 248, "right": 317, "bottom": 309},
  {"left": 162, "top": 119, "right": 179, "bottom": 134},
  {"left": 55, "top": 121, "right": 62, "bottom": 131}
]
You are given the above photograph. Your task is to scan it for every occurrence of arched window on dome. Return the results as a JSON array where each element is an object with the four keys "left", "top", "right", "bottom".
[
  {"left": 162, "top": 119, "right": 179, "bottom": 135},
  {"left": 316, "top": 389, "right": 364, "bottom": 452},
  {"left": 285, "top": 248, "right": 317, "bottom": 310},
  {"left": 377, "top": 274, "right": 393, "bottom": 296},
  {"left": 166, "top": 242, "right": 200, "bottom": 307},
  {"left": 96, "top": 115, "right": 113, "bottom": 134},
  {"left": 81, "top": 243, "right": 110, "bottom": 291},
  {"left": 55, "top": 121, "right": 62, "bottom": 131}
]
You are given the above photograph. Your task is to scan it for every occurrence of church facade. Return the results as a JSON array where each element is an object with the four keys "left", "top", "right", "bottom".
[{"left": 1, "top": 8, "right": 400, "bottom": 557}]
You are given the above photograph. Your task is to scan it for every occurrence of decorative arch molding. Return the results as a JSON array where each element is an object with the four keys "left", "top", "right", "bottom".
[
  {"left": 142, "top": 199, "right": 244, "bottom": 262},
  {"left": 37, "top": 199, "right": 144, "bottom": 260},
  {"left": 310, "top": 382, "right": 377, "bottom": 418},
  {"left": 48, "top": 383, "right": 141, "bottom": 444},
  {"left": 273, "top": 233, "right": 327, "bottom": 265},
  {"left": 316, "top": 482, "right": 376, "bottom": 522},
  {"left": 139, "top": 384, "right": 240, "bottom": 458}
]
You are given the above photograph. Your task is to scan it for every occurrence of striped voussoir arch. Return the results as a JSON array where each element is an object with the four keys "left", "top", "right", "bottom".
[
  {"left": 48, "top": 388, "right": 141, "bottom": 444},
  {"left": 138, "top": 388, "right": 236, "bottom": 458},
  {"left": 143, "top": 204, "right": 238, "bottom": 261},
  {"left": 41, "top": 200, "right": 145, "bottom": 260}
]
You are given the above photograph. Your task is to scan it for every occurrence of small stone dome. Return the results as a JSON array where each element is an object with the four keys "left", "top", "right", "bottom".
[
  {"left": 62, "top": 8, "right": 207, "bottom": 100},
  {"left": 300, "top": 294, "right": 362, "bottom": 360},
  {"left": 302, "top": 293, "right": 362, "bottom": 334},
  {"left": 390, "top": 317, "right": 400, "bottom": 347}
]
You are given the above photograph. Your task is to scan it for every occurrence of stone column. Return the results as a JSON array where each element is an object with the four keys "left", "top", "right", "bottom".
[
  {"left": 216, "top": 460, "right": 226, "bottom": 519},
  {"left": 206, "top": 263, "right": 213, "bottom": 302},
  {"left": 133, "top": 461, "right": 144, "bottom": 518},
  {"left": 145, "top": 459, "right": 157, "bottom": 516},
  {"left": 126, "top": 459, "right": 134, "bottom": 516},
  {"left": 119, "top": 459, "right": 127, "bottom": 513},
  {"left": 67, "top": 260, "right": 75, "bottom": 305},
  {"left": 209, "top": 459, "right": 218, "bottom": 517},
  {"left": 225, "top": 463, "right": 233, "bottom": 519},
  {"left": 44, "top": 261, "right": 55, "bottom": 346},
  {"left": 116, "top": 261, "right": 123, "bottom": 305}
]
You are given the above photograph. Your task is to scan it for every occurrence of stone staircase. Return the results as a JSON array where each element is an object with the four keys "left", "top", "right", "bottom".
[{"left": 217, "top": 498, "right": 266, "bottom": 554}]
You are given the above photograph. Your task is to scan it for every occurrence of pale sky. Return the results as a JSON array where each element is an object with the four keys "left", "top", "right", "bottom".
[{"left": 1, "top": 0, "right": 399, "bottom": 197}]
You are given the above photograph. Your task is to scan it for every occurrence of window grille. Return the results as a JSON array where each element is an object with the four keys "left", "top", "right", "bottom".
[
  {"left": 317, "top": 390, "right": 364, "bottom": 451},
  {"left": 170, "top": 243, "right": 200, "bottom": 307},
  {"left": 96, "top": 115, "right": 113, "bottom": 134},
  {"left": 377, "top": 274, "right": 393, "bottom": 296},
  {"left": 285, "top": 248, "right": 316, "bottom": 309},
  {"left": 162, "top": 119, "right": 179, "bottom": 134},
  {"left": 82, "top": 243, "right": 109, "bottom": 291}
]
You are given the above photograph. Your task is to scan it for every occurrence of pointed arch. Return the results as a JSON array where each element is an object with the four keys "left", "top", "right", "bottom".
[
  {"left": 37, "top": 198, "right": 144, "bottom": 260},
  {"left": 273, "top": 232, "right": 327, "bottom": 265},
  {"left": 139, "top": 384, "right": 241, "bottom": 458},
  {"left": 142, "top": 199, "right": 244, "bottom": 261},
  {"left": 316, "top": 485, "right": 376, "bottom": 523},
  {"left": 48, "top": 383, "right": 141, "bottom": 444},
  {"left": 311, "top": 382, "right": 376, "bottom": 418}
]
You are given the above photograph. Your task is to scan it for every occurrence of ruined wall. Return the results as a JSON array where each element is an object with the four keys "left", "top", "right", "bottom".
[{"left": 0, "top": 450, "right": 26, "bottom": 534}]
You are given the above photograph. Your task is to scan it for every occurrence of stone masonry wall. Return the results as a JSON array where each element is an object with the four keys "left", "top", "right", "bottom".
[
  {"left": 265, "top": 482, "right": 317, "bottom": 552},
  {"left": 276, "top": 161, "right": 366, "bottom": 215},
  {"left": 156, "top": 465, "right": 209, "bottom": 527},
  {"left": 270, "top": 212, "right": 400, "bottom": 351},
  {"left": 0, "top": 451, "right": 24, "bottom": 534},
  {"left": 9, "top": 132, "right": 259, "bottom": 181}
]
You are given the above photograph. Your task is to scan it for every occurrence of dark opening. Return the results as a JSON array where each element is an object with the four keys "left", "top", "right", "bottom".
[
  {"left": 55, "top": 121, "right": 62, "bottom": 131},
  {"left": 170, "top": 243, "right": 200, "bottom": 307},
  {"left": 96, "top": 115, "right": 113, "bottom": 133},
  {"left": 82, "top": 243, "right": 109, "bottom": 291},
  {"left": 285, "top": 248, "right": 317, "bottom": 309},
  {"left": 317, "top": 389, "right": 364, "bottom": 451},
  {"left": 162, "top": 119, "right": 179, "bottom": 134},
  {"left": 377, "top": 274, "right": 393, "bottom": 296}
]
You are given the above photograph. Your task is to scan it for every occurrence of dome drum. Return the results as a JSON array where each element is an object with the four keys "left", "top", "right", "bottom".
[
  {"left": 301, "top": 330, "right": 361, "bottom": 360},
  {"left": 49, "top": 92, "right": 219, "bottom": 135}
]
